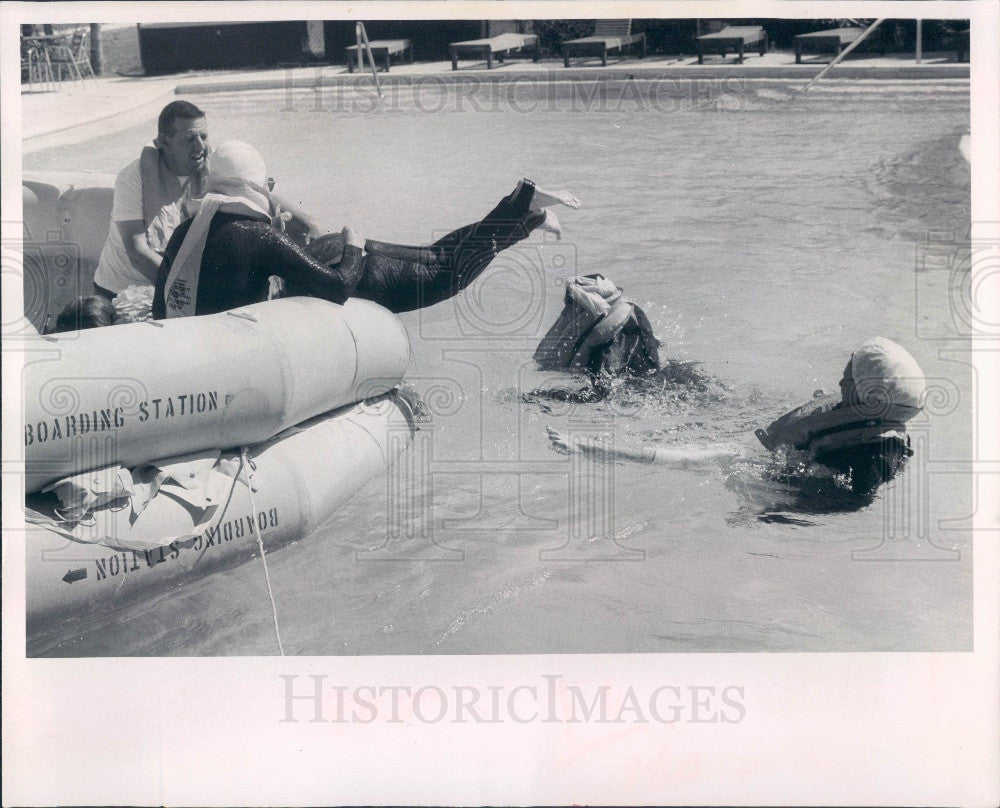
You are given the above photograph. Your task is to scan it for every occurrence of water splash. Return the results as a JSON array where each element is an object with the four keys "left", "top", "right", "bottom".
[{"left": 725, "top": 447, "right": 886, "bottom": 520}]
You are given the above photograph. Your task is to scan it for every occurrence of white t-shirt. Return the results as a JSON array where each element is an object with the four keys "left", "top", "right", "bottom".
[{"left": 94, "top": 159, "right": 189, "bottom": 293}]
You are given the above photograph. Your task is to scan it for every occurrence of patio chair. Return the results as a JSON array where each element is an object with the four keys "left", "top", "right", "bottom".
[
  {"left": 696, "top": 25, "right": 768, "bottom": 64},
  {"left": 793, "top": 27, "right": 865, "bottom": 63},
  {"left": 449, "top": 21, "right": 540, "bottom": 70},
  {"left": 47, "top": 28, "right": 95, "bottom": 82},
  {"left": 22, "top": 44, "right": 56, "bottom": 91},
  {"left": 562, "top": 19, "right": 646, "bottom": 67}
]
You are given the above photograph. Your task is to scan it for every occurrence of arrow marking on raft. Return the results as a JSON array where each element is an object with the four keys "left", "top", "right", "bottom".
[{"left": 62, "top": 568, "right": 88, "bottom": 584}]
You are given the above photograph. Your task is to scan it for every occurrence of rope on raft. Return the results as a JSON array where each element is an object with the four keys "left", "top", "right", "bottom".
[{"left": 241, "top": 447, "right": 285, "bottom": 656}]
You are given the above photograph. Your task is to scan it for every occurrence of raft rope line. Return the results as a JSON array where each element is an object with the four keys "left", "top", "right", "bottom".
[{"left": 241, "top": 447, "right": 286, "bottom": 656}]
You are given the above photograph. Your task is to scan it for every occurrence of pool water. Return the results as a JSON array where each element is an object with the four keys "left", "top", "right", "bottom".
[{"left": 24, "top": 79, "right": 972, "bottom": 655}]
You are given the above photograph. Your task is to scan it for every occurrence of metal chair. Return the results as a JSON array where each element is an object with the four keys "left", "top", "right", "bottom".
[
  {"left": 47, "top": 29, "right": 95, "bottom": 82},
  {"left": 21, "top": 41, "right": 56, "bottom": 91}
]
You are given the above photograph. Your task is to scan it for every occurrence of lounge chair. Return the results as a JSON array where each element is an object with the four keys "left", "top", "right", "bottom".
[
  {"left": 561, "top": 19, "right": 646, "bottom": 67},
  {"left": 696, "top": 25, "right": 767, "bottom": 64},
  {"left": 793, "top": 27, "right": 865, "bottom": 63},
  {"left": 345, "top": 38, "right": 412, "bottom": 73},
  {"left": 449, "top": 21, "right": 539, "bottom": 70}
]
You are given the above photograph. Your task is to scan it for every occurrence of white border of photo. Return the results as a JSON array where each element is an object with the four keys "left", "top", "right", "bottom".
[{"left": 3, "top": 1, "right": 998, "bottom": 805}]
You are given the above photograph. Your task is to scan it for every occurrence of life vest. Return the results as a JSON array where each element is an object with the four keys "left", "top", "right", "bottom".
[
  {"left": 534, "top": 274, "right": 659, "bottom": 373},
  {"left": 139, "top": 145, "right": 206, "bottom": 254},
  {"left": 755, "top": 392, "right": 920, "bottom": 454}
]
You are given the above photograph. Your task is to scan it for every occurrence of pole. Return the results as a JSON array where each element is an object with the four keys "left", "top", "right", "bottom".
[
  {"left": 800, "top": 18, "right": 885, "bottom": 92},
  {"left": 915, "top": 19, "right": 922, "bottom": 64},
  {"left": 89, "top": 23, "right": 104, "bottom": 76},
  {"left": 356, "top": 22, "right": 382, "bottom": 98}
]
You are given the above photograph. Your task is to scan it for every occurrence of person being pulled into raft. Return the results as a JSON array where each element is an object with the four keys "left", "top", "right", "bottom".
[
  {"left": 151, "top": 140, "right": 578, "bottom": 319},
  {"left": 93, "top": 102, "right": 319, "bottom": 300},
  {"left": 548, "top": 337, "right": 925, "bottom": 501}
]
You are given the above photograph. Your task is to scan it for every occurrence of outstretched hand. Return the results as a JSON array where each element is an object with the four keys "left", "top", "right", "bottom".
[{"left": 546, "top": 426, "right": 579, "bottom": 455}]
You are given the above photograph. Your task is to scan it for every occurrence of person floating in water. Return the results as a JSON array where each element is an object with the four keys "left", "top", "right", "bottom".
[
  {"left": 548, "top": 337, "right": 925, "bottom": 501},
  {"left": 150, "top": 140, "right": 578, "bottom": 319},
  {"left": 754, "top": 337, "right": 924, "bottom": 498},
  {"left": 535, "top": 273, "right": 660, "bottom": 381}
]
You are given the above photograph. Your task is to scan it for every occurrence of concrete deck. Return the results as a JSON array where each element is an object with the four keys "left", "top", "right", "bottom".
[{"left": 21, "top": 51, "right": 969, "bottom": 149}]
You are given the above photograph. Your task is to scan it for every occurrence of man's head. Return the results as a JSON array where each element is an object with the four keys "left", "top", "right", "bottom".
[
  {"left": 51, "top": 296, "right": 115, "bottom": 333},
  {"left": 155, "top": 100, "right": 208, "bottom": 177}
]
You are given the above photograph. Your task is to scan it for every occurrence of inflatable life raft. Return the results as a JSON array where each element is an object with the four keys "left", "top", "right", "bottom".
[
  {"left": 23, "top": 296, "right": 409, "bottom": 492},
  {"left": 754, "top": 392, "right": 920, "bottom": 453},
  {"left": 19, "top": 169, "right": 418, "bottom": 618},
  {"left": 22, "top": 296, "right": 415, "bottom": 620},
  {"left": 25, "top": 391, "right": 416, "bottom": 621}
]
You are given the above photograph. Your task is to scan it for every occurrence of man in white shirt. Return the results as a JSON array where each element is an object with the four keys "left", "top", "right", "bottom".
[{"left": 93, "top": 101, "right": 209, "bottom": 297}]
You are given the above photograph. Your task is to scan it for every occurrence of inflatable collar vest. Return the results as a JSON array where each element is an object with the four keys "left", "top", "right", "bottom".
[
  {"left": 534, "top": 274, "right": 660, "bottom": 375},
  {"left": 755, "top": 392, "right": 920, "bottom": 453}
]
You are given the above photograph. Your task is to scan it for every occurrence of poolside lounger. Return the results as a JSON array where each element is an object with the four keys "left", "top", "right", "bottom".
[
  {"left": 793, "top": 28, "right": 865, "bottom": 63},
  {"left": 561, "top": 19, "right": 646, "bottom": 67},
  {"left": 449, "top": 23, "right": 539, "bottom": 70},
  {"left": 696, "top": 25, "right": 767, "bottom": 64},
  {"left": 345, "top": 39, "right": 413, "bottom": 73}
]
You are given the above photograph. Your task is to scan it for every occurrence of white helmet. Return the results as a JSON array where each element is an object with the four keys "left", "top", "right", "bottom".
[
  {"left": 208, "top": 141, "right": 267, "bottom": 187},
  {"left": 850, "top": 337, "right": 925, "bottom": 409}
]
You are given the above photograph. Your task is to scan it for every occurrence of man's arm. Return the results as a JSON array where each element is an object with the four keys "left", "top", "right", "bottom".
[
  {"left": 546, "top": 427, "right": 656, "bottom": 463},
  {"left": 546, "top": 427, "right": 741, "bottom": 468},
  {"left": 115, "top": 220, "right": 164, "bottom": 283}
]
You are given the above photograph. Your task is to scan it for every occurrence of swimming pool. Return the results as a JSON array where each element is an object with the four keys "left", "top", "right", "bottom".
[{"left": 23, "top": 78, "right": 972, "bottom": 655}]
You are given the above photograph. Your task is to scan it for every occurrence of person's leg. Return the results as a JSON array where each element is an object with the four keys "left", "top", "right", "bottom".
[
  {"left": 355, "top": 180, "right": 575, "bottom": 313},
  {"left": 363, "top": 179, "right": 540, "bottom": 265}
]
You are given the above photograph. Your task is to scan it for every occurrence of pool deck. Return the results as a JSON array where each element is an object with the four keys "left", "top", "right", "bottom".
[{"left": 21, "top": 51, "right": 969, "bottom": 151}]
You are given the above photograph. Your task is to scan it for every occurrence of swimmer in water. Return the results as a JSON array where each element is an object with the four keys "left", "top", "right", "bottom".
[
  {"left": 534, "top": 273, "right": 660, "bottom": 388},
  {"left": 547, "top": 338, "right": 925, "bottom": 500},
  {"left": 152, "top": 141, "right": 579, "bottom": 319}
]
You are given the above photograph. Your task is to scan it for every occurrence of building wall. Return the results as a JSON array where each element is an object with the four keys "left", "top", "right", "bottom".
[{"left": 138, "top": 22, "right": 311, "bottom": 74}]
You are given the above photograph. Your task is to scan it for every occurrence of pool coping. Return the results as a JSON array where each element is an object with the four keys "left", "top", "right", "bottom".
[{"left": 175, "top": 63, "right": 970, "bottom": 95}]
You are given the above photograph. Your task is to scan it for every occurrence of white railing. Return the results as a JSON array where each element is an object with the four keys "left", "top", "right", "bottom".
[{"left": 355, "top": 21, "right": 382, "bottom": 98}]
